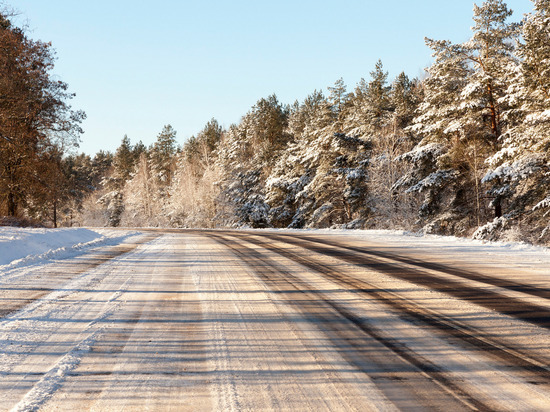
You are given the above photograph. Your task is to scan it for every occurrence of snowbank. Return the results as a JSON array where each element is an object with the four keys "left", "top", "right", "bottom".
[{"left": 0, "top": 227, "right": 139, "bottom": 268}]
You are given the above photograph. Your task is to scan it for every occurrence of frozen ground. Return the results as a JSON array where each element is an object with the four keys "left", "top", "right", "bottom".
[
  {"left": 0, "top": 227, "right": 549, "bottom": 411},
  {"left": 1, "top": 227, "right": 548, "bottom": 272},
  {"left": 277, "top": 228, "right": 550, "bottom": 274}
]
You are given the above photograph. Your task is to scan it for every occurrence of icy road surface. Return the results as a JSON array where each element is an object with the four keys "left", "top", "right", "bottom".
[{"left": 0, "top": 229, "right": 549, "bottom": 411}]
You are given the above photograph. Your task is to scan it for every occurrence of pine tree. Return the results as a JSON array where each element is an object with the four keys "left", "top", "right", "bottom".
[
  {"left": 213, "top": 96, "right": 291, "bottom": 227},
  {"left": 328, "top": 78, "right": 350, "bottom": 127},
  {"left": 246, "top": 94, "right": 290, "bottom": 163},
  {"left": 391, "top": 72, "right": 421, "bottom": 130},
  {"left": 266, "top": 91, "right": 330, "bottom": 227},
  {"left": 482, "top": 0, "right": 550, "bottom": 242},
  {"left": 113, "top": 135, "right": 136, "bottom": 183},
  {"left": 364, "top": 60, "right": 392, "bottom": 131},
  {"left": 189, "top": 118, "right": 223, "bottom": 168},
  {"left": 150, "top": 125, "right": 177, "bottom": 186},
  {"left": 343, "top": 61, "right": 392, "bottom": 139},
  {"left": 402, "top": 0, "right": 519, "bottom": 234}
]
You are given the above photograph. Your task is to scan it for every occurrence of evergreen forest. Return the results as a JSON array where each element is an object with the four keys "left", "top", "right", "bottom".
[{"left": 2, "top": 0, "right": 550, "bottom": 245}]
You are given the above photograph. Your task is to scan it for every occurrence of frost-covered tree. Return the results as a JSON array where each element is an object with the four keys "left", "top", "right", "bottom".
[
  {"left": 168, "top": 157, "right": 221, "bottom": 228},
  {"left": 401, "top": 0, "right": 520, "bottom": 234},
  {"left": 167, "top": 119, "right": 224, "bottom": 228},
  {"left": 215, "top": 96, "right": 290, "bottom": 227},
  {"left": 122, "top": 152, "right": 166, "bottom": 227},
  {"left": 113, "top": 135, "right": 136, "bottom": 183},
  {"left": 367, "top": 73, "right": 421, "bottom": 228},
  {"left": 482, "top": 0, "right": 550, "bottom": 242},
  {"left": 150, "top": 124, "right": 177, "bottom": 187}
]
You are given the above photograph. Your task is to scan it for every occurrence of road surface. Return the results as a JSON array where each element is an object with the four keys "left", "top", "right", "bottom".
[{"left": 1, "top": 229, "right": 549, "bottom": 411}]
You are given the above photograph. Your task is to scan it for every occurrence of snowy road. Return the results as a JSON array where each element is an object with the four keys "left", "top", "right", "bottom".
[{"left": 1, "top": 229, "right": 549, "bottom": 411}]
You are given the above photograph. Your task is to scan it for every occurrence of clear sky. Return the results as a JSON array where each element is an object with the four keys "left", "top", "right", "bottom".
[{"left": 11, "top": 0, "right": 533, "bottom": 155}]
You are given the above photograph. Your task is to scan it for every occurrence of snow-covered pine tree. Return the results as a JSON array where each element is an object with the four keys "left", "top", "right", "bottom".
[
  {"left": 343, "top": 60, "right": 392, "bottom": 139},
  {"left": 368, "top": 72, "right": 421, "bottom": 228},
  {"left": 266, "top": 91, "right": 329, "bottom": 228},
  {"left": 113, "top": 135, "right": 136, "bottom": 183},
  {"left": 198, "top": 118, "right": 223, "bottom": 163},
  {"left": 57, "top": 153, "right": 96, "bottom": 226},
  {"left": 215, "top": 96, "right": 289, "bottom": 228},
  {"left": 90, "top": 151, "right": 113, "bottom": 190},
  {"left": 302, "top": 79, "right": 356, "bottom": 227},
  {"left": 267, "top": 79, "right": 373, "bottom": 229},
  {"left": 482, "top": 0, "right": 550, "bottom": 242},
  {"left": 401, "top": 0, "right": 519, "bottom": 235},
  {"left": 327, "top": 77, "right": 352, "bottom": 132},
  {"left": 150, "top": 125, "right": 177, "bottom": 188},
  {"left": 392, "top": 72, "right": 422, "bottom": 131}
]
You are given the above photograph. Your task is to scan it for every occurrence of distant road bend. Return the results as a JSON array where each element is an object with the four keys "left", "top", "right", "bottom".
[{"left": 1, "top": 229, "right": 549, "bottom": 411}]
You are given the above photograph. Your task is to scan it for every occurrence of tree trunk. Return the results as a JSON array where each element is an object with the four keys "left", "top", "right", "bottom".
[
  {"left": 494, "top": 197, "right": 502, "bottom": 218},
  {"left": 53, "top": 200, "right": 57, "bottom": 228},
  {"left": 7, "top": 191, "right": 16, "bottom": 216},
  {"left": 473, "top": 140, "right": 481, "bottom": 226},
  {"left": 487, "top": 81, "right": 500, "bottom": 144},
  {"left": 492, "top": 176, "right": 504, "bottom": 218},
  {"left": 487, "top": 82, "right": 503, "bottom": 219}
]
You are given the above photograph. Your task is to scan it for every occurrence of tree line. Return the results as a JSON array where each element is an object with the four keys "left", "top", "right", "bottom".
[
  {"left": 0, "top": 7, "right": 85, "bottom": 226},
  {"left": 2, "top": 1, "right": 549, "bottom": 245}
]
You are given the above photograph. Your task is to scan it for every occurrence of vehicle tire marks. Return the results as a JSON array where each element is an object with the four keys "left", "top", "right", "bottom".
[
  {"left": 209, "top": 232, "right": 494, "bottom": 412},
  {"left": 9, "top": 282, "right": 129, "bottom": 412},
  {"left": 260, "top": 233, "right": 550, "bottom": 330},
  {"left": 230, "top": 232, "right": 550, "bottom": 385},
  {"left": 285, "top": 234, "right": 550, "bottom": 300},
  {"left": 0, "top": 234, "right": 159, "bottom": 320}
]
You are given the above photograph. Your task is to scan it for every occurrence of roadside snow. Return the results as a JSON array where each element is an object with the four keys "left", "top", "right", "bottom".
[
  {"left": 350, "top": 228, "right": 549, "bottom": 262},
  {"left": 261, "top": 228, "right": 550, "bottom": 276},
  {"left": 1, "top": 226, "right": 547, "bottom": 276},
  {"left": 342, "top": 228, "right": 550, "bottom": 255},
  {"left": 0, "top": 227, "right": 140, "bottom": 269},
  {"left": 267, "top": 227, "right": 549, "bottom": 254}
]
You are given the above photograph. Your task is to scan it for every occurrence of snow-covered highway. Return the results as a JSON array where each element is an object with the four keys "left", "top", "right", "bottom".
[{"left": 0, "top": 228, "right": 549, "bottom": 411}]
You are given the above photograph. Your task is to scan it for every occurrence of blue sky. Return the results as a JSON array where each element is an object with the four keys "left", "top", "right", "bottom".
[{"left": 13, "top": 0, "right": 533, "bottom": 155}]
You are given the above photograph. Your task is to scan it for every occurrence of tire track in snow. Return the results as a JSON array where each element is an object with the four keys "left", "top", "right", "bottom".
[
  {"left": 186, "top": 239, "right": 242, "bottom": 412},
  {"left": 9, "top": 285, "right": 127, "bottom": 412},
  {"left": 269, "top": 233, "right": 550, "bottom": 329},
  {"left": 0, "top": 233, "right": 159, "bottom": 319},
  {"left": 237, "top": 232, "right": 550, "bottom": 382},
  {"left": 0, "top": 252, "right": 135, "bottom": 411},
  {"left": 209, "top": 232, "right": 492, "bottom": 411}
]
